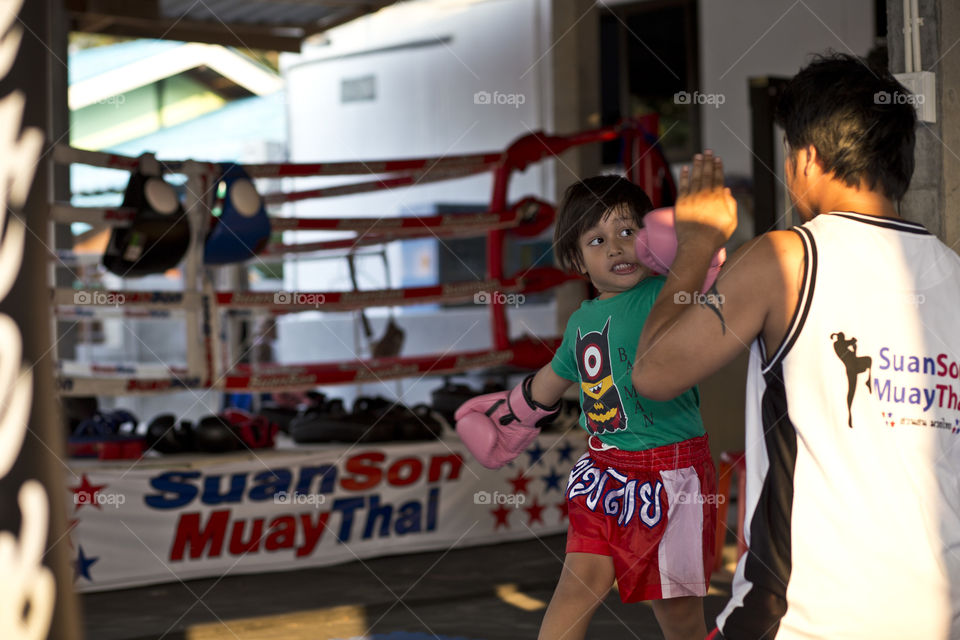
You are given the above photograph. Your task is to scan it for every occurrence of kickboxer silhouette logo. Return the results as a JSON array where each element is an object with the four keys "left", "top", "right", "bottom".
[
  {"left": 576, "top": 319, "right": 627, "bottom": 434},
  {"left": 831, "top": 332, "right": 872, "bottom": 428}
]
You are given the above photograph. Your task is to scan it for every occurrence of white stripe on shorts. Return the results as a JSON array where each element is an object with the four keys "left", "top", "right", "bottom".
[{"left": 658, "top": 466, "right": 707, "bottom": 598}]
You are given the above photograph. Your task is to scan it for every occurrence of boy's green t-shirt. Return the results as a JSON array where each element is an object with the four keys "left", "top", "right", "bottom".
[{"left": 550, "top": 276, "right": 705, "bottom": 451}]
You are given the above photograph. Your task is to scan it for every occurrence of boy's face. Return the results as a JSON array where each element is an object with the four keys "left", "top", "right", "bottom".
[{"left": 577, "top": 207, "right": 650, "bottom": 299}]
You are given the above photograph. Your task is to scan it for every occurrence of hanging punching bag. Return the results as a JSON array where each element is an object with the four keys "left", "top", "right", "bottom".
[
  {"left": 203, "top": 163, "right": 271, "bottom": 265},
  {"left": 102, "top": 157, "right": 190, "bottom": 277}
]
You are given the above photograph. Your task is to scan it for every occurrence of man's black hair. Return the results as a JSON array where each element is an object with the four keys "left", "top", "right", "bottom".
[
  {"left": 775, "top": 52, "right": 917, "bottom": 201},
  {"left": 554, "top": 175, "right": 653, "bottom": 274}
]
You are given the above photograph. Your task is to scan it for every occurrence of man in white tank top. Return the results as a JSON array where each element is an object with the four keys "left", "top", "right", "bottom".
[{"left": 632, "top": 53, "right": 960, "bottom": 639}]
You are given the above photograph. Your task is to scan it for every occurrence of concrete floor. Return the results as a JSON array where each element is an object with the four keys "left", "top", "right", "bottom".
[{"left": 81, "top": 534, "right": 737, "bottom": 640}]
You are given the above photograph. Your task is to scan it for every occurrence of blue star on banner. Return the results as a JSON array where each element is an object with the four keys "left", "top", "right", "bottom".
[
  {"left": 541, "top": 467, "right": 563, "bottom": 492},
  {"left": 556, "top": 441, "right": 575, "bottom": 463},
  {"left": 75, "top": 545, "right": 98, "bottom": 582},
  {"left": 525, "top": 441, "right": 545, "bottom": 466}
]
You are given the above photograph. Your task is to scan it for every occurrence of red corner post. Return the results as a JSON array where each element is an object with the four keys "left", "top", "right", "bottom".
[
  {"left": 487, "top": 130, "right": 564, "bottom": 350},
  {"left": 487, "top": 123, "right": 637, "bottom": 350}
]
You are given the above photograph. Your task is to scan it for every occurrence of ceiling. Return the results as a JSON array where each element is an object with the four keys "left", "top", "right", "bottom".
[{"left": 65, "top": 0, "right": 402, "bottom": 52}]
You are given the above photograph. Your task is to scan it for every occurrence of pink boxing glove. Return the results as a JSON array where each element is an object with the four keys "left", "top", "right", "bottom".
[
  {"left": 454, "top": 375, "right": 559, "bottom": 469},
  {"left": 635, "top": 207, "right": 727, "bottom": 292}
]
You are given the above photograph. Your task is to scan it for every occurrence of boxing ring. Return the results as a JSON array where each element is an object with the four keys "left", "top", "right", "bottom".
[
  {"left": 52, "top": 116, "right": 672, "bottom": 396},
  {"left": 53, "top": 117, "right": 675, "bottom": 591}
]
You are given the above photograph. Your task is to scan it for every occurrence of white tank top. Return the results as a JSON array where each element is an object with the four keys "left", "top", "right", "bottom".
[{"left": 717, "top": 212, "right": 960, "bottom": 639}]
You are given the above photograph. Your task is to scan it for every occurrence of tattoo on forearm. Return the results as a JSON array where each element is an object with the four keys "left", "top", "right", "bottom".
[{"left": 700, "top": 281, "right": 726, "bottom": 334}]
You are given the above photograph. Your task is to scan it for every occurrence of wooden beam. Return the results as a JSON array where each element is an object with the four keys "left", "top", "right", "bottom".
[
  {"left": 69, "top": 13, "right": 306, "bottom": 51},
  {"left": 66, "top": 0, "right": 403, "bottom": 51},
  {"left": 303, "top": 6, "right": 373, "bottom": 36},
  {"left": 65, "top": 0, "right": 161, "bottom": 21}
]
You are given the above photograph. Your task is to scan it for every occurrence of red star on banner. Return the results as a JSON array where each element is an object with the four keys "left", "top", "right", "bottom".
[
  {"left": 71, "top": 474, "right": 106, "bottom": 511},
  {"left": 491, "top": 505, "right": 511, "bottom": 529},
  {"left": 508, "top": 469, "right": 531, "bottom": 494},
  {"left": 556, "top": 501, "right": 569, "bottom": 520},
  {"left": 525, "top": 499, "right": 545, "bottom": 526}
]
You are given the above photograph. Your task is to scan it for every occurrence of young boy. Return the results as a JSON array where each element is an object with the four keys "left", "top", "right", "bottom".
[{"left": 455, "top": 175, "right": 716, "bottom": 640}]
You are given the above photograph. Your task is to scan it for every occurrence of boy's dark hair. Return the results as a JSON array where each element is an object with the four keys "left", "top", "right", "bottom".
[
  {"left": 775, "top": 52, "right": 916, "bottom": 201},
  {"left": 554, "top": 175, "right": 653, "bottom": 273}
]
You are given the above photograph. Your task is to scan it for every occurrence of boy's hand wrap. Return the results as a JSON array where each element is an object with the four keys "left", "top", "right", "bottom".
[
  {"left": 635, "top": 207, "right": 727, "bottom": 292},
  {"left": 454, "top": 374, "right": 559, "bottom": 469}
]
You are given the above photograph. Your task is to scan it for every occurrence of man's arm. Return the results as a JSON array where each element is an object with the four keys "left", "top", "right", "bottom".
[
  {"left": 632, "top": 233, "right": 800, "bottom": 400},
  {"left": 632, "top": 152, "right": 802, "bottom": 400}
]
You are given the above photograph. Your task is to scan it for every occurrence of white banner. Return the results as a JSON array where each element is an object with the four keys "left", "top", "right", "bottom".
[{"left": 67, "top": 432, "right": 586, "bottom": 592}]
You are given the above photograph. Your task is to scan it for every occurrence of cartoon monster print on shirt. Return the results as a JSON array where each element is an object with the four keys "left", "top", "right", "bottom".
[{"left": 575, "top": 318, "right": 628, "bottom": 434}]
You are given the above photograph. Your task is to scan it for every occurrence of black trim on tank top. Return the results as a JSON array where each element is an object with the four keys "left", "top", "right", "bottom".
[
  {"left": 763, "top": 226, "right": 817, "bottom": 373},
  {"left": 831, "top": 212, "right": 931, "bottom": 235},
  {"left": 719, "top": 363, "right": 798, "bottom": 639}
]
